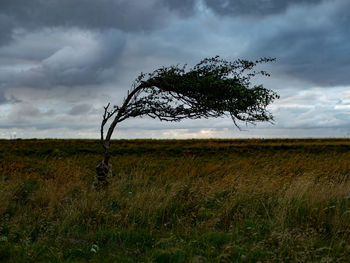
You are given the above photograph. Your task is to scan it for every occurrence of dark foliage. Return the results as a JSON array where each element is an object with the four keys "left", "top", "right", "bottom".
[
  {"left": 101, "top": 56, "right": 279, "bottom": 147},
  {"left": 97, "top": 56, "right": 279, "bottom": 187}
]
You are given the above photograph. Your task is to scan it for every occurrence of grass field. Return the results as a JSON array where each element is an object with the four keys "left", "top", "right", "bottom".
[{"left": 1, "top": 138, "right": 350, "bottom": 262}]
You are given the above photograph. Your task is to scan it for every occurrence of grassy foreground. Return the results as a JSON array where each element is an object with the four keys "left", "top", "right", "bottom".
[{"left": 1, "top": 139, "right": 350, "bottom": 262}]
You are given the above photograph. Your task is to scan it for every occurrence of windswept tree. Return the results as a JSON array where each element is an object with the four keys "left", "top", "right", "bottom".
[{"left": 95, "top": 56, "right": 279, "bottom": 189}]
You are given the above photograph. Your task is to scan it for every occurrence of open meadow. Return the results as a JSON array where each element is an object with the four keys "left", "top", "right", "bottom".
[{"left": 1, "top": 139, "right": 350, "bottom": 262}]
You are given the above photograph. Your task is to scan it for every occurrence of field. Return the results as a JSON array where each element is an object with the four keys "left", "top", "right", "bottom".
[{"left": 1, "top": 139, "right": 350, "bottom": 262}]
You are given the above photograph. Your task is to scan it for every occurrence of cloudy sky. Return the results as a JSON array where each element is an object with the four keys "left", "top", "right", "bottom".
[{"left": 1, "top": 0, "right": 350, "bottom": 139}]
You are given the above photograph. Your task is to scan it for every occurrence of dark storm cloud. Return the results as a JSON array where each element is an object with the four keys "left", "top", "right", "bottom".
[
  {"left": 0, "top": 14, "right": 14, "bottom": 45},
  {"left": 6, "top": 29, "right": 125, "bottom": 88},
  {"left": 0, "top": 0, "right": 330, "bottom": 44},
  {"left": 0, "top": 0, "right": 198, "bottom": 46},
  {"left": 0, "top": 0, "right": 195, "bottom": 93},
  {"left": 0, "top": 0, "right": 163, "bottom": 30},
  {"left": 204, "top": 0, "right": 323, "bottom": 16},
  {"left": 2, "top": 0, "right": 350, "bottom": 138},
  {"left": 244, "top": 0, "right": 350, "bottom": 86}
]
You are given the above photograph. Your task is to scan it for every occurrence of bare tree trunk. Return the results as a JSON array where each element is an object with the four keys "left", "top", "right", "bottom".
[
  {"left": 93, "top": 142, "right": 113, "bottom": 190},
  {"left": 94, "top": 85, "right": 144, "bottom": 190}
]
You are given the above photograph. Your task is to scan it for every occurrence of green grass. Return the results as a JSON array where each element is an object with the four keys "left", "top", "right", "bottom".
[{"left": 1, "top": 139, "right": 350, "bottom": 262}]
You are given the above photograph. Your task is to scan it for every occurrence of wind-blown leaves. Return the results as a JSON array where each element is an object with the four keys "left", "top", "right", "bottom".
[
  {"left": 95, "top": 57, "right": 279, "bottom": 188},
  {"left": 103, "top": 56, "right": 279, "bottom": 129}
]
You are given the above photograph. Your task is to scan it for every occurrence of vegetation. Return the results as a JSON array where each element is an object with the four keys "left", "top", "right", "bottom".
[
  {"left": 1, "top": 138, "right": 350, "bottom": 262},
  {"left": 98, "top": 57, "right": 279, "bottom": 188}
]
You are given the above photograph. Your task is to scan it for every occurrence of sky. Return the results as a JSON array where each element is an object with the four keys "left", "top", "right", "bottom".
[{"left": 1, "top": 0, "right": 350, "bottom": 139}]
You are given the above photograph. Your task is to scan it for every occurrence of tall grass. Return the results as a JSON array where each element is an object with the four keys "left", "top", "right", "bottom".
[{"left": 1, "top": 139, "right": 350, "bottom": 262}]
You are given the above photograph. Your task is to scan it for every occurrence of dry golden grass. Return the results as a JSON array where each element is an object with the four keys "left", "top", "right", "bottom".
[{"left": 0, "top": 139, "right": 350, "bottom": 262}]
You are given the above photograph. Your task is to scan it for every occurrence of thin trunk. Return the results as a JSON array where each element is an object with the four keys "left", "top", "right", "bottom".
[
  {"left": 104, "top": 150, "right": 111, "bottom": 165},
  {"left": 94, "top": 141, "right": 113, "bottom": 190},
  {"left": 94, "top": 84, "right": 145, "bottom": 190},
  {"left": 103, "top": 141, "right": 111, "bottom": 165}
]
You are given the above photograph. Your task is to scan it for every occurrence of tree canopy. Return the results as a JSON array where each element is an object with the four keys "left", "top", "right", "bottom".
[
  {"left": 101, "top": 56, "right": 279, "bottom": 145},
  {"left": 95, "top": 56, "right": 279, "bottom": 188}
]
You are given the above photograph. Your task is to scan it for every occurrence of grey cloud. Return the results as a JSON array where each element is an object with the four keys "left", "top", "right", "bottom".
[
  {"left": 0, "top": 120, "right": 95, "bottom": 130},
  {"left": 270, "top": 87, "right": 350, "bottom": 130},
  {"left": 204, "top": 0, "right": 324, "bottom": 16},
  {"left": 0, "top": 89, "right": 21, "bottom": 105},
  {"left": 3, "top": 101, "right": 97, "bottom": 130},
  {"left": 2, "top": 0, "right": 350, "bottom": 139},
  {"left": 163, "top": 0, "right": 196, "bottom": 16},
  {"left": 0, "top": 91, "right": 8, "bottom": 104},
  {"left": 7, "top": 103, "right": 41, "bottom": 122},
  {"left": 0, "top": 0, "right": 164, "bottom": 30},
  {"left": 9, "top": 29, "right": 125, "bottom": 88},
  {"left": 0, "top": 14, "right": 13, "bottom": 45},
  {"left": 279, "top": 106, "right": 348, "bottom": 129},
  {"left": 244, "top": 0, "right": 350, "bottom": 86},
  {"left": 0, "top": 29, "right": 79, "bottom": 62},
  {"left": 3, "top": 85, "right": 350, "bottom": 136},
  {"left": 0, "top": 0, "right": 196, "bottom": 46},
  {"left": 68, "top": 104, "right": 92, "bottom": 115},
  {"left": 0, "top": 0, "right": 330, "bottom": 48}
]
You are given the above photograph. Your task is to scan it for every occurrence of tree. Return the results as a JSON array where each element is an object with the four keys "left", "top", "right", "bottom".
[{"left": 94, "top": 56, "right": 279, "bottom": 189}]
